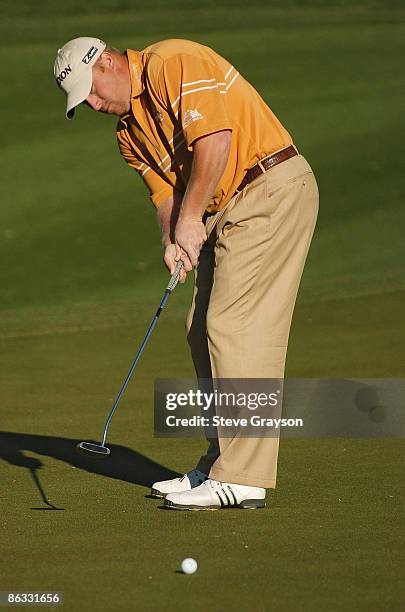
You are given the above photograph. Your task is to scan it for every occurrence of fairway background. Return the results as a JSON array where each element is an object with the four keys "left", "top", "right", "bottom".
[{"left": 0, "top": 1, "right": 404, "bottom": 611}]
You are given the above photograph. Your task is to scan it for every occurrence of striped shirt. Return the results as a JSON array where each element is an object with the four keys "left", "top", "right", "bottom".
[{"left": 116, "top": 39, "right": 293, "bottom": 213}]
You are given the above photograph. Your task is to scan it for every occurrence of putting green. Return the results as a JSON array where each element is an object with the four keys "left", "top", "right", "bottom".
[{"left": 1, "top": 1, "right": 404, "bottom": 610}]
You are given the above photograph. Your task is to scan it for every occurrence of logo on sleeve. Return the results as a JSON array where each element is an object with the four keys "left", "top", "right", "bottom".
[
  {"left": 56, "top": 65, "right": 72, "bottom": 86},
  {"left": 82, "top": 46, "right": 98, "bottom": 64},
  {"left": 183, "top": 109, "right": 203, "bottom": 129}
]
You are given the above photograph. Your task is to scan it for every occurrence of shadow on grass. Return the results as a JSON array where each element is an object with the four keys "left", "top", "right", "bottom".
[
  {"left": 29, "top": 466, "right": 65, "bottom": 510},
  {"left": 0, "top": 431, "right": 181, "bottom": 492}
]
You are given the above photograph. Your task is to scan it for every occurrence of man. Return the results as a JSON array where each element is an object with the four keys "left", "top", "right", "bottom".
[{"left": 54, "top": 36, "right": 318, "bottom": 510}]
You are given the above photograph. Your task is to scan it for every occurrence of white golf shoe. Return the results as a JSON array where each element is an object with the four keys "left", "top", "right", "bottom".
[
  {"left": 164, "top": 479, "right": 266, "bottom": 510},
  {"left": 150, "top": 469, "right": 208, "bottom": 498}
]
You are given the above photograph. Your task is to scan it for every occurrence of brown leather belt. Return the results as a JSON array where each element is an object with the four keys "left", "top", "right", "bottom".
[{"left": 235, "top": 144, "right": 298, "bottom": 193}]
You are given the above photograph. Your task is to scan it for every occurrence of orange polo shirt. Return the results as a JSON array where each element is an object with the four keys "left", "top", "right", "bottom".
[{"left": 116, "top": 39, "right": 293, "bottom": 213}]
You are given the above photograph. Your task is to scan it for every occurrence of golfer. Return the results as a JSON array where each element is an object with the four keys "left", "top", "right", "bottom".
[{"left": 54, "top": 37, "right": 319, "bottom": 510}]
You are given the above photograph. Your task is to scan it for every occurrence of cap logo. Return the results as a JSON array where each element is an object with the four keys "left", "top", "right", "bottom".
[
  {"left": 56, "top": 64, "right": 72, "bottom": 86},
  {"left": 82, "top": 46, "right": 98, "bottom": 65}
]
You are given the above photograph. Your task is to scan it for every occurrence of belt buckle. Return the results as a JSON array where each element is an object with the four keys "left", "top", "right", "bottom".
[{"left": 257, "top": 158, "right": 267, "bottom": 174}]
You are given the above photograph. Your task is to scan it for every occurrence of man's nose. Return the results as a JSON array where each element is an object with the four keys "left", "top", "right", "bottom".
[{"left": 86, "top": 94, "right": 102, "bottom": 111}]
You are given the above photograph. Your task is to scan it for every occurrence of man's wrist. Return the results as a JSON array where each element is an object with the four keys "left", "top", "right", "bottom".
[
  {"left": 178, "top": 210, "right": 204, "bottom": 222},
  {"left": 178, "top": 194, "right": 207, "bottom": 221},
  {"left": 162, "top": 235, "right": 172, "bottom": 249}
]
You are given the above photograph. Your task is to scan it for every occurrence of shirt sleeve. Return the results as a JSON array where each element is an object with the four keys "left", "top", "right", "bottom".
[
  {"left": 116, "top": 127, "right": 174, "bottom": 208},
  {"left": 157, "top": 53, "right": 233, "bottom": 150}
]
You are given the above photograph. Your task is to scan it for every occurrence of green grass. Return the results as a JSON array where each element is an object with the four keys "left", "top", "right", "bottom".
[
  {"left": 1, "top": 1, "right": 404, "bottom": 610},
  {"left": 1, "top": 322, "right": 404, "bottom": 611}
]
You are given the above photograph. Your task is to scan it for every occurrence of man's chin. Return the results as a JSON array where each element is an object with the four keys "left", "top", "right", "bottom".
[
  {"left": 112, "top": 105, "right": 130, "bottom": 117},
  {"left": 100, "top": 102, "right": 129, "bottom": 117},
  {"left": 118, "top": 106, "right": 131, "bottom": 117}
]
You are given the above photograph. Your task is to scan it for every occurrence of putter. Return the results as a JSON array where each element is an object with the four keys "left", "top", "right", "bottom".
[{"left": 77, "top": 260, "right": 184, "bottom": 458}]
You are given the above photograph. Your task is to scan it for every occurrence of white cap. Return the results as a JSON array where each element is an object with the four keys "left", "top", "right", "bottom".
[{"left": 54, "top": 37, "right": 106, "bottom": 119}]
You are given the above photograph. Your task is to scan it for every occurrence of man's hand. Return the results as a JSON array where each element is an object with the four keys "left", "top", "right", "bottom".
[
  {"left": 175, "top": 216, "right": 207, "bottom": 268},
  {"left": 163, "top": 243, "right": 192, "bottom": 283}
]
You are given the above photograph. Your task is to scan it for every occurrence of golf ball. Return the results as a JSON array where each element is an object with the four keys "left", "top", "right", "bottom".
[{"left": 181, "top": 558, "right": 198, "bottom": 574}]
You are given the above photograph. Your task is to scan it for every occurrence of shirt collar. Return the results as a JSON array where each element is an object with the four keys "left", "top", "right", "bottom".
[{"left": 125, "top": 49, "right": 145, "bottom": 98}]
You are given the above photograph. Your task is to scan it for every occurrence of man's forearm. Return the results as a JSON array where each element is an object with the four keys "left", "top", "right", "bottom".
[
  {"left": 173, "top": 130, "right": 231, "bottom": 266},
  {"left": 157, "top": 130, "right": 231, "bottom": 243},
  {"left": 180, "top": 130, "right": 232, "bottom": 220},
  {"left": 156, "top": 191, "right": 183, "bottom": 247}
]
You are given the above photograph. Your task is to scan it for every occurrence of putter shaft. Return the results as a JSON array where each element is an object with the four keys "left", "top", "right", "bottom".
[{"left": 100, "top": 260, "right": 183, "bottom": 446}]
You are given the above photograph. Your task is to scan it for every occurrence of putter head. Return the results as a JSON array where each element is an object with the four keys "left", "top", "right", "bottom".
[{"left": 76, "top": 441, "right": 111, "bottom": 458}]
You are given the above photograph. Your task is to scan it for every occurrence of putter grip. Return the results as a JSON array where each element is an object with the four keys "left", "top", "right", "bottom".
[{"left": 167, "top": 260, "right": 184, "bottom": 292}]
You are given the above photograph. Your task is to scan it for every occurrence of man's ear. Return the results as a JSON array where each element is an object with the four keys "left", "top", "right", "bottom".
[{"left": 98, "top": 51, "right": 114, "bottom": 71}]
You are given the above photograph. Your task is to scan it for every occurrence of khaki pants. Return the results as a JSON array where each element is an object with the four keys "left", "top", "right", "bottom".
[{"left": 186, "top": 153, "right": 319, "bottom": 488}]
